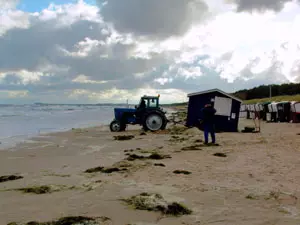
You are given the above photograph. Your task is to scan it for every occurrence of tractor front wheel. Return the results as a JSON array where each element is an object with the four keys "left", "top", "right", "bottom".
[
  {"left": 110, "top": 120, "right": 126, "bottom": 132},
  {"left": 142, "top": 111, "right": 166, "bottom": 131}
]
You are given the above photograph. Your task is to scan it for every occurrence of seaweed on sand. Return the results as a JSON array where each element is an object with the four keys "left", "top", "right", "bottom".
[
  {"left": 154, "top": 163, "right": 166, "bottom": 167},
  {"left": 84, "top": 160, "right": 133, "bottom": 174},
  {"left": 165, "top": 202, "right": 192, "bottom": 216},
  {"left": 169, "top": 135, "right": 188, "bottom": 143},
  {"left": 181, "top": 145, "right": 202, "bottom": 151},
  {"left": 126, "top": 154, "right": 146, "bottom": 161},
  {"left": 85, "top": 167, "right": 105, "bottom": 173},
  {"left": 139, "top": 149, "right": 158, "bottom": 154},
  {"left": 121, "top": 193, "right": 192, "bottom": 216},
  {"left": 16, "top": 185, "right": 53, "bottom": 194},
  {"left": 101, "top": 167, "right": 128, "bottom": 173},
  {"left": 125, "top": 147, "right": 161, "bottom": 154},
  {"left": 0, "top": 175, "right": 23, "bottom": 183},
  {"left": 168, "top": 126, "right": 189, "bottom": 135},
  {"left": 12, "top": 185, "right": 74, "bottom": 195},
  {"left": 43, "top": 173, "right": 70, "bottom": 178},
  {"left": 181, "top": 143, "right": 219, "bottom": 150},
  {"left": 126, "top": 153, "right": 171, "bottom": 161},
  {"left": 124, "top": 149, "right": 135, "bottom": 153},
  {"left": 7, "top": 216, "right": 111, "bottom": 225},
  {"left": 213, "top": 153, "right": 227, "bottom": 157},
  {"left": 84, "top": 166, "right": 128, "bottom": 174},
  {"left": 55, "top": 216, "right": 98, "bottom": 225},
  {"left": 113, "top": 135, "right": 135, "bottom": 141},
  {"left": 203, "top": 143, "right": 220, "bottom": 147},
  {"left": 246, "top": 194, "right": 258, "bottom": 200},
  {"left": 173, "top": 170, "right": 192, "bottom": 175},
  {"left": 149, "top": 153, "right": 171, "bottom": 160}
]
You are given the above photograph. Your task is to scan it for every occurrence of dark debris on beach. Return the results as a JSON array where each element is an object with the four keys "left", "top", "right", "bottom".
[
  {"left": 84, "top": 166, "right": 128, "bottom": 174},
  {"left": 7, "top": 215, "right": 111, "bottom": 225},
  {"left": 113, "top": 135, "right": 135, "bottom": 141},
  {"left": 173, "top": 170, "right": 192, "bottom": 175},
  {"left": 121, "top": 192, "right": 192, "bottom": 216},
  {"left": 0, "top": 175, "right": 23, "bottom": 183},
  {"left": 154, "top": 163, "right": 166, "bottom": 167},
  {"left": 213, "top": 153, "right": 227, "bottom": 157},
  {"left": 126, "top": 153, "right": 171, "bottom": 161},
  {"left": 16, "top": 185, "right": 53, "bottom": 194},
  {"left": 181, "top": 145, "right": 202, "bottom": 151}
]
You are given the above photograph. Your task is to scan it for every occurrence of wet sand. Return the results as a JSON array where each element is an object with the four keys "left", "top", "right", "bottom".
[{"left": 1, "top": 116, "right": 300, "bottom": 224}]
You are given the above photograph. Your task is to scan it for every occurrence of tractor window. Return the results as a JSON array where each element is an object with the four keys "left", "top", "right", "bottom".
[{"left": 149, "top": 98, "right": 158, "bottom": 108}]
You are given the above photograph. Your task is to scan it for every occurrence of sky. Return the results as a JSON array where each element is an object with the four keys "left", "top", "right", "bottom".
[{"left": 0, "top": 0, "right": 300, "bottom": 104}]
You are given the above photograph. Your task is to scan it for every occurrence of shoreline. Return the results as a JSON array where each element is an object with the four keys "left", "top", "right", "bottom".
[{"left": 0, "top": 123, "right": 110, "bottom": 151}]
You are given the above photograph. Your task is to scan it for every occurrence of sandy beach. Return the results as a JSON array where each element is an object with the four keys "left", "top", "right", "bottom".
[{"left": 1, "top": 111, "right": 300, "bottom": 225}]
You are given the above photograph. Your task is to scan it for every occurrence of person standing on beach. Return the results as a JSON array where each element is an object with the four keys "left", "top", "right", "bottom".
[{"left": 201, "top": 103, "right": 217, "bottom": 145}]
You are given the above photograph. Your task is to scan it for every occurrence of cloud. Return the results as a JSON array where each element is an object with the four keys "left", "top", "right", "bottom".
[
  {"left": 0, "top": 1, "right": 178, "bottom": 90},
  {"left": 0, "top": 20, "right": 107, "bottom": 72},
  {"left": 0, "top": 1, "right": 105, "bottom": 72},
  {"left": 1, "top": 0, "right": 300, "bottom": 104},
  {"left": 61, "top": 39, "right": 174, "bottom": 82},
  {"left": 0, "top": 5, "right": 29, "bottom": 35},
  {"left": 0, "top": 0, "right": 19, "bottom": 9},
  {"left": 67, "top": 87, "right": 188, "bottom": 104},
  {"left": 98, "top": 0, "right": 209, "bottom": 39},
  {"left": 227, "top": 0, "right": 300, "bottom": 12},
  {"left": 291, "top": 61, "right": 300, "bottom": 82}
]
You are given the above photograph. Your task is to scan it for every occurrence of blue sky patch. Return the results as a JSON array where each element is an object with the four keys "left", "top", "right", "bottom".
[{"left": 17, "top": 0, "right": 96, "bottom": 12}]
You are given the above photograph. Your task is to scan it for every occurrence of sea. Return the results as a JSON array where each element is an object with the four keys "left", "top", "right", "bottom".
[
  {"left": 0, "top": 104, "right": 129, "bottom": 150},
  {"left": 0, "top": 104, "right": 176, "bottom": 150}
]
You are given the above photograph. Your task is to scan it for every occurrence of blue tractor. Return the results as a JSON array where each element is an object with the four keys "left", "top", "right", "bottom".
[{"left": 110, "top": 95, "right": 168, "bottom": 132}]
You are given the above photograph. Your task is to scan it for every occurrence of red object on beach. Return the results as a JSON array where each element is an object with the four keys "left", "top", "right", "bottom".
[{"left": 290, "top": 102, "right": 300, "bottom": 123}]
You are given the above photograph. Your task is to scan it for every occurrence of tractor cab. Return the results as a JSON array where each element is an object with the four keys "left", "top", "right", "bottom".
[{"left": 136, "top": 95, "right": 160, "bottom": 109}]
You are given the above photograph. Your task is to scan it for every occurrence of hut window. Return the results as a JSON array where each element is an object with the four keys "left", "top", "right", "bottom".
[{"left": 214, "top": 96, "right": 232, "bottom": 116}]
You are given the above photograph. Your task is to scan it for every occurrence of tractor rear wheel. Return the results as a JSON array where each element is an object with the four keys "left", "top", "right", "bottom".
[
  {"left": 110, "top": 120, "right": 126, "bottom": 132},
  {"left": 142, "top": 111, "right": 166, "bottom": 131}
]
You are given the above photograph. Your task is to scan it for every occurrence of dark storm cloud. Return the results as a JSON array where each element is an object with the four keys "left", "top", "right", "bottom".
[
  {"left": 98, "top": 0, "right": 209, "bottom": 39},
  {"left": 228, "top": 0, "right": 300, "bottom": 12},
  {"left": 0, "top": 19, "right": 109, "bottom": 72}
]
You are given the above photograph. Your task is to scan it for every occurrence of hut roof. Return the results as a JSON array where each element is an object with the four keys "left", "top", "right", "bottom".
[{"left": 187, "top": 88, "right": 243, "bottom": 103}]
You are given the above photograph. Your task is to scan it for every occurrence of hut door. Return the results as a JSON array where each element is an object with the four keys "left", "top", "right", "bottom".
[{"left": 214, "top": 96, "right": 232, "bottom": 116}]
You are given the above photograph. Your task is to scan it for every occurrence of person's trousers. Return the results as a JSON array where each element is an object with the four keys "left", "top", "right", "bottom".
[{"left": 203, "top": 123, "right": 215, "bottom": 144}]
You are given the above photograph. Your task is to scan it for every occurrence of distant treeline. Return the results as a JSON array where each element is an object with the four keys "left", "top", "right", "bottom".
[{"left": 233, "top": 83, "right": 300, "bottom": 100}]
